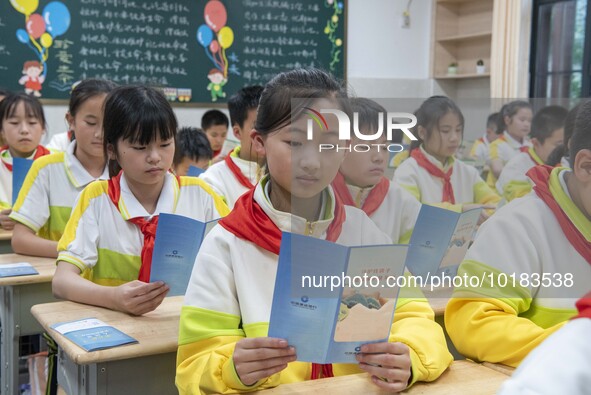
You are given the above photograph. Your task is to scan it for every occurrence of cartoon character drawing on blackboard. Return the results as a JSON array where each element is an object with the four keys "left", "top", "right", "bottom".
[
  {"left": 19, "top": 61, "right": 45, "bottom": 97},
  {"left": 206, "top": 69, "right": 227, "bottom": 102},
  {"left": 196, "top": 0, "right": 234, "bottom": 102}
]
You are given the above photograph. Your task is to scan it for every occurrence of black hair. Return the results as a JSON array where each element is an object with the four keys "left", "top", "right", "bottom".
[
  {"left": 0, "top": 92, "right": 46, "bottom": 131},
  {"left": 569, "top": 100, "right": 591, "bottom": 168},
  {"left": 0, "top": 88, "right": 11, "bottom": 98},
  {"left": 530, "top": 105, "right": 567, "bottom": 143},
  {"left": 201, "top": 109, "right": 229, "bottom": 130},
  {"left": 69, "top": 79, "right": 117, "bottom": 117},
  {"left": 228, "top": 85, "right": 264, "bottom": 128},
  {"left": 103, "top": 85, "right": 177, "bottom": 177},
  {"left": 486, "top": 112, "right": 499, "bottom": 132},
  {"left": 173, "top": 127, "right": 213, "bottom": 165},
  {"left": 498, "top": 100, "right": 532, "bottom": 132},
  {"left": 409, "top": 96, "right": 464, "bottom": 152},
  {"left": 547, "top": 102, "right": 586, "bottom": 166},
  {"left": 349, "top": 98, "right": 400, "bottom": 142},
  {"left": 255, "top": 68, "right": 350, "bottom": 138}
]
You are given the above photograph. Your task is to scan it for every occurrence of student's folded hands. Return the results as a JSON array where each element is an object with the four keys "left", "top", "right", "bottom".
[
  {"left": 233, "top": 337, "right": 297, "bottom": 386},
  {"left": 112, "top": 280, "right": 169, "bottom": 316},
  {"left": 0, "top": 208, "right": 15, "bottom": 230},
  {"left": 356, "top": 342, "right": 412, "bottom": 393}
]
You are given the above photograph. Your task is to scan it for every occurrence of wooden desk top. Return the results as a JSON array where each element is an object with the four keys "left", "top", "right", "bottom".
[
  {"left": 0, "top": 253, "right": 56, "bottom": 286},
  {"left": 0, "top": 229, "right": 12, "bottom": 241},
  {"left": 481, "top": 362, "right": 515, "bottom": 376},
  {"left": 247, "top": 360, "right": 508, "bottom": 395},
  {"left": 31, "top": 296, "right": 183, "bottom": 365}
]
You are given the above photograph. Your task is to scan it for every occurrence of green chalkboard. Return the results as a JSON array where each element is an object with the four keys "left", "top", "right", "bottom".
[{"left": 0, "top": 0, "right": 346, "bottom": 104}]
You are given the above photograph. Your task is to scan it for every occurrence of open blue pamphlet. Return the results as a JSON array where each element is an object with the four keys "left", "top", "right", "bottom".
[
  {"left": 12, "top": 157, "right": 33, "bottom": 204},
  {"left": 405, "top": 205, "right": 481, "bottom": 278},
  {"left": 268, "top": 232, "right": 408, "bottom": 363},
  {"left": 0, "top": 262, "right": 38, "bottom": 278},
  {"left": 51, "top": 318, "right": 137, "bottom": 352},
  {"left": 149, "top": 213, "right": 219, "bottom": 296}
]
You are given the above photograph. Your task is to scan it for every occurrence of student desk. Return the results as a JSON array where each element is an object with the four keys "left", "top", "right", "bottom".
[
  {"left": 31, "top": 296, "right": 183, "bottom": 395},
  {"left": 245, "top": 360, "right": 508, "bottom": 395},
  {"left": 0, "top": 229, "right": 12, "bottom": 254},
  {"left": 0, "top": 253, "right": 58, "bottom": 395}
]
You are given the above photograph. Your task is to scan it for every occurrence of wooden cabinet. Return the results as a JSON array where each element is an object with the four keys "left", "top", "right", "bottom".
[{"left": 431, "top": 0, "right": 494, "bottom": 84}]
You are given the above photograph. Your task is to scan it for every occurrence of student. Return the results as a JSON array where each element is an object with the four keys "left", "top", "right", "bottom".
[
  {"left": 201, "top": 109, "right": 229, "bottom": 161},
  {"left": 393, "top": 96, "right": 500, "bottom": 224},
  {"left": 469, "top": 112, "right": 498, "bottom": 163},
  {"left": 52, "top": 86, "right": 229, "bottom": 316},
  {"left": 332, "top": 98, "right": 421, "bottom": 244},
  {"left": 487, "top": 101, "right": 533, "bottom": 184},
  {"left": 200, "top": 85, "right": 264, "bottom": 208},
  {"left": 498, "top": 292, "right": 591, "bottom": 395},
  {"left": 546, "top": 103, "right": 582, "bottom": 167},
  {"left": 173, "top": 127, "right": 213, "bottom": 176},
  {"left": 9, "top": 79, "right": 116, "bottom": 258},
  {"left": 496, "top": 105, "right": 567, "bottom": 201},
  {"left": 0, "top": 93, "right": 50, "bottom": 230},
  {"left": 444, "top": 99, "right": 591, "bottom": 367},
  {"left": 176, "top": 69, "right": 452, "bottom": 394},
  {"left": 46, "top": 131, "right": 73, "bottom": 152}
]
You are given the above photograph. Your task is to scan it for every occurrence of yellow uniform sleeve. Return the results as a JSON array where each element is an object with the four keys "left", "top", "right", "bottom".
[
  {"left": 502, "top": 180, "right": 532, "bottom": 202},
  {"left": 392, "top": 291, "right": 453, "bottom": 385},
  {"left": 445, "top": 261, "right": 571, "bottom": 367},
  {"left": 473, "top": 180, "right": 501, "bottom": 206}
]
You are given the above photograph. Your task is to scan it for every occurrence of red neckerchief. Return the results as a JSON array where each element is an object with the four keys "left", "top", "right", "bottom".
[
  {"left": 411, "top": 148, "right": 455, "bottom": 204},
  {"left": 574, "top": 291, "right": 591, "bottom": 320},
  {"left": 331, "top": 172, "right": 389, "bottom": 217},
  {"left": 527, "top": 165, "right": 591, "bottom": 265},
  {"left": 311, "top": 362, "right": 334, "bottom": 380},
  {"left": 224, "top": 149, "right": 254, "bottom": 189},
  {"left": 219, "top": 187, "right": 346, "bottom": 255},
  {"left": 212, "top": 149, "right": 221, "bottom": 158},
  {"left": 107, "top": 171, "right": 181, "bottom": 282},
  {"left": 0, "top": 145, "right": 51, "bottom": 172},
  {"left": 478, "top": 137, "right": 485, "bottom": 144}
]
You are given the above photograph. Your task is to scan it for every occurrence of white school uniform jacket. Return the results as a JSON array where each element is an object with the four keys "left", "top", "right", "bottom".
[
  {"left": 445, "top": 168, "right": 591, "bottom": 367},
  {"left": 344, "top": 181, "right": 421, "bottom": 244},
  {"left": 393, "top": 146, "right": 500, "bottom": 211},
  {"left": 488, "top": 131, "right": 532, "bottom": 164},
  {"left": 176, "top": 177, "right": 453, "bottom": 394},
  {"left": 46, "top": 132, "right": 71, "bottom": 152},
  {"left": 57, "top": 172, "right": 229, "bottom": 286},
  {"left": 199, "top": 146, "right": 260, "bottom": 209},
  {"left": 10, "top": 141, "right": 109, "bottom": 241},
  {"left": 496, "top": 148, "right": 544, "bottom": 201},
  {"left": 469, "top": 135, "right": 491, "bottom": 162},
  {"left": 497, "top": 318, "right": 591, "bottom": 395}
]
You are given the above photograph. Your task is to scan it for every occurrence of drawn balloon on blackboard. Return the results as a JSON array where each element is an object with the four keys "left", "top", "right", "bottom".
[
  {"left": 9, "top": 0, "right": 71, "bottom": 96},
  {"left": 197, "top": 0, "right": 234, "bottom": 102}
]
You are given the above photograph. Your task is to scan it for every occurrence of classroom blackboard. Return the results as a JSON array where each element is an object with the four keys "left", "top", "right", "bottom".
[{"left": 0, "top": 0, "right": 346, "bottom": 104}]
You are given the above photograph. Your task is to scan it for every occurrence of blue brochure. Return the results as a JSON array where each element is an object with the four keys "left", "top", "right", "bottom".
[
  {"left": 12, "top": 157, "right": 33, "bottom": 204},
  {"left": 268, "top": 232, "right": 408, "bottom": 364},
  {"left": 0, "top": 262, "right": 39, "bottom": 278},
  {"left": 149, "top": 213, "right": 219, "bottom": 296},
  {"left": 51, "top": 318, "right": 137, "bottom": 352},
  {"left": 186, "top": 166, "right": 205, "bottom": 177},
  {"left": 405, "top": 205, "right": 481, "bottom": 278}
]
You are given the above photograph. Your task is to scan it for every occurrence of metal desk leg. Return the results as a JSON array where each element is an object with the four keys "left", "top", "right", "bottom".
[{"left": 0, "top": 283, "right": 57, "bottom": 395}]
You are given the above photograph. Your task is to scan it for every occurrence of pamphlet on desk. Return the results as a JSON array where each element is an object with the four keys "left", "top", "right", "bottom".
[
  {"left": 404, "top": 205, "right": 481, "bottom": 279},
  {"left": 12, "top": 157, "right": 33, "bottom": 204},
  {"left": 51, "top": 318, "right": 137, "bottom": 352},
  {"left": 268, "top": 232, "right": 408, "bottom": 364},
  {"left": 0, "top": 262, "right": 38, "bottom": 278},
  {"left": 149, "top": 213, "right": 219, "bottom": 296}
]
